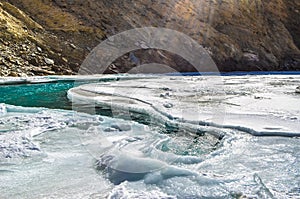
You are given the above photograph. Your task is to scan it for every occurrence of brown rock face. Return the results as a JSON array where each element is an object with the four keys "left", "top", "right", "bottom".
[{"left": 1, "top": 0, "right": 300, "bottom": 75}]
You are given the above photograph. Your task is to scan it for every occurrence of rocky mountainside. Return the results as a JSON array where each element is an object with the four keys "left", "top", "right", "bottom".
[{"left": 1, "top": 0, "right": 300, "bottom": 76}]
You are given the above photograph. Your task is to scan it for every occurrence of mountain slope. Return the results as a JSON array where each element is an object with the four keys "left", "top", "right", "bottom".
[{"left": 1, "top": 0, "right": 300, "bottom": 76}]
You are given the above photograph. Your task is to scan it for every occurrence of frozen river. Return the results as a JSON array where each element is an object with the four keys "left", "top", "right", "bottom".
[{"left": 1, "top": 74, "right": 300, "bottom": 198}]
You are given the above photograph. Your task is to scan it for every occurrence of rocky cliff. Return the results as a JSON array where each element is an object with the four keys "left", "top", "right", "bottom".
[{"left": 1, "top": 0, "right": 299, "bottom": 76}]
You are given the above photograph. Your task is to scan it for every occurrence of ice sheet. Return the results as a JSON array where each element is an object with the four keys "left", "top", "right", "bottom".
[
  {"left": 68, "top": 75, "right": 300, "bottom": 137},
  {"left": 1, "top": 74, "right": 300, "bottom": 198}
]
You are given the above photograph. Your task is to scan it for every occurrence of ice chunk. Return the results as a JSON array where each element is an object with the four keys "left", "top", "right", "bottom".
[{"left": 96, "top": 153, "right": 197, "bottom": 185}]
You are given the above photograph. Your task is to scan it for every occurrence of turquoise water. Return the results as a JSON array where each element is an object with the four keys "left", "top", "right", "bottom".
[
  {"left": 0, "top": 81, "right": 171, "bottom": 128},
  {"left": 0, "top": 82, "right": 74, "bottom": 109}
]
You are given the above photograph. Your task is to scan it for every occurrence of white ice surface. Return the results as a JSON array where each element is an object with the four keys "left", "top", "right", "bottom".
[
  {"left": 68, "top": 75, "right": 300, "bottom": 136},
  {"left": 0, "top": 104, "right": 217, "bottom": 198}
]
